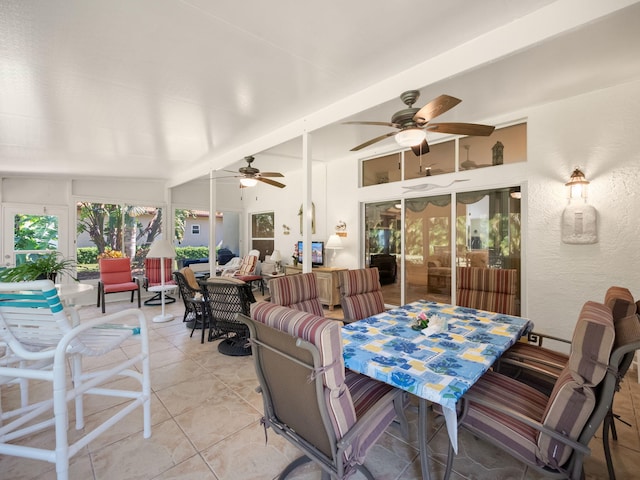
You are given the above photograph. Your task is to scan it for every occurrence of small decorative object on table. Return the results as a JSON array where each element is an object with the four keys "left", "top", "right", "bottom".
[
  {"left": 412, "top": 311, "right": 448, "bottom": 336},
  {"left": 411, "top": 311, "right": 430, "bottom": 330}
]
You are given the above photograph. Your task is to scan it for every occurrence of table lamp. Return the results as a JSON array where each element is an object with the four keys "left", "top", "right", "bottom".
[
  {"left": 325, "top": 234, "right": 343, "bottom": 267},
  {"left": 147, "top": 238, "right": 177, "bottom": 323},
  {"left": 270, "top": 250, "right": 282, "bottom": 273}
]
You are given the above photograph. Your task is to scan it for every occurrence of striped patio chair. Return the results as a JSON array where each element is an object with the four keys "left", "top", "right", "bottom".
[
  {"left": 441, "top": 300, "right": 640, "bottom": 480},
  {"left": 241, "top": 302, "right": 407, "bottom": 479},
  {"left": 268, "top": 272, "right": 324, "bottom": 316},
  {"left": 456, "top": 266, "right": 518, "bottom": 315},
  {"left": 338, "top": 267, "right": 386, "bottom": 323}
]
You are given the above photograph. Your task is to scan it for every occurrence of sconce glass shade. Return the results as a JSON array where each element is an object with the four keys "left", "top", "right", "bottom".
[
  {"left": 240, "top": 177, "right": 258, "bottom": 187},
  {"left": 270, "top": 250, "right": 282, "bottom": 262},
  {"left": 395, "top": 128, "right": 426, "bottom": 147},
  {"left": 326, "top": 234, "right": 344, "bottom": 249},
  {"left": 565, "top": 168, "right": 589, "bottom": 199}
]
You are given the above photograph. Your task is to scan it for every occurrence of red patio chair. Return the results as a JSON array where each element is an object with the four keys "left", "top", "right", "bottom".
[{"left": 97, "top": 258, "right": 141, "bottom": 313}]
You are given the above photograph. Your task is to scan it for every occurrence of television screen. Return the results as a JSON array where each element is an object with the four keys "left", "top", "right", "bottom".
[{"left": 297, "top": 241, "right": 324, "bottom": 267}]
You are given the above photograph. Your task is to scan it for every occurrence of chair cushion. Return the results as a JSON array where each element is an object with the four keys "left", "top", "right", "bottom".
[
  {"left": 237, "top": 255, "right": 258, "bottom": 275},
  {"left": 179, "top": 267, "right": 201, "bottom": 290},
  {"left": 462, "top": 370, "right": 547, "bottom": 466},
  {"left": 103, "top": 282, "right": 138, "bottom": 293},
  {"left": 604, "top": 286, "right": 634, "bottom": 308},
  {"left": 537, "top": 301, "right": 614, "bottom": 466},
  {"left": 567, "top": 301, "right": 615, "bottom": 386},
  {"left": 344, "top": 369, "right": 399, "bottom": 463},
  {"left": 456, "top": 267, "right": 518, "bottom": 315},
  {"left": 340, "top": 268, "right": 381, "bottom": 297},
  {"left": 251, "top": 302, "right": 345, "bottom": 390},
  {"left": 99, "top": 258, "right": 135, "bottom": 285},
  {"left": 250, "top": 302, "right": 357, "bottom": 441},
  {"left": 341, "top": 292, "right": 386, "bottom": 322},
  {"left": 145, "top": 257, "right": 174, "bottom": 285},
  {"left": 269, "top": 273, "right": 324, "bottom": 317},
  {"left": 339, "top": 269, "right": 386, "bottom": 321},
  {"left": 537, "top": 366, "right": 595, "bottom": 467}
]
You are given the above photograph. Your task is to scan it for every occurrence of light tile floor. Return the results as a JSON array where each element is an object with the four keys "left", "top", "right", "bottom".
[{"left": 1, "top": 293, "right": 639, "bottom": 479}]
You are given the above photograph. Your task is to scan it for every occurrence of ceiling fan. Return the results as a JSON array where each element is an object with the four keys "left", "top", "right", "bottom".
[
  {"left": 222, "top": 156, "right": 286, "bottom": 188},
  {"left": 345, "top": 90, "right": 495, "bottom": 155},
  {"left": 417, "top": 161, "right": 444, "bottom": 177},
  {"left": 460, "top": 145, "right": 491, "bottom": 170}
]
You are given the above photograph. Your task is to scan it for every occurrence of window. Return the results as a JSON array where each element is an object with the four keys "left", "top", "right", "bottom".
[
  {"left": 361, "top": 122, "right": 527, "bottom": 186},
  {"left": 191, "top": 224, "right": 200, "bottom": 235},
  {"left": 251, "top": 212, "right": 275, "bottom": 261}
]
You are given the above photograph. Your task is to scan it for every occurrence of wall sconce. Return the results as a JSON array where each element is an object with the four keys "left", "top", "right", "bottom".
[
  {"left": 335, "top": 220, "right": 347, "bottom": 237},
  {"left": 562, "top": 167, "right": 597, "bottom": 244},
  {"left": 565, "top": 167, "right": 589, "bottom": 200},
  {"left": 282, "top": 224, "right": 290, "bottom": 235}
]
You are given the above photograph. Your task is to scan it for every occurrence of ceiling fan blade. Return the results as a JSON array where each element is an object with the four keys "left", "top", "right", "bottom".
[
  {"left": 258, "top": 172, "right": 284, "bottom": 178},
  {"left": 427, "top": 122, "right": 495, "bottom": 136},
  {"left": 410, "top": 139, "right": 430, "bottom": 156},
  {"left": 343, "top": 120, "right": 399, "bottom": 128},
  {"left": 257, "top": 177, "right": 286, "bottom": 188},
  {"left": 351, "top": 131, "right": 397, "bottom": 151},
  {"left": 413, "top": 95, "right": 461, "bottom": 124}
]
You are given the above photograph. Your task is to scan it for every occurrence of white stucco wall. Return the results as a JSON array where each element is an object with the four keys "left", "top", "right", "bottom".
[{"left": 525, "top": 79, "right": 640, "bottom": 338}]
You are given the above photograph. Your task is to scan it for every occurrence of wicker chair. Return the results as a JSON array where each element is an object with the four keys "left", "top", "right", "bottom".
[
  {"left": 201, "top": 277, "right": 255, "bottom": 355},
  {"left": 173, "top": 268, "right": 209, "bottom": 343}
]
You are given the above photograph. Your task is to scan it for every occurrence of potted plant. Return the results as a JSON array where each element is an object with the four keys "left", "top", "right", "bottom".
[{"left": 0, "top": 252, "right": 77, "bottom": 283}]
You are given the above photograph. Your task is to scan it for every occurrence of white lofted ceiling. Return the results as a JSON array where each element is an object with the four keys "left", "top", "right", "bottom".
[{"left": 1, "top": 0, "right": 639, "bottom": 186}]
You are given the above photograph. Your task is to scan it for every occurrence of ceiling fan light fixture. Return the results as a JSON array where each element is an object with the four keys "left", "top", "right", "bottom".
[
  {"left": 239, "top": 177, "right": 258, "bottom": 187},
  {"left": 395, "top": 128, "right": 426, "bottom": 147}
]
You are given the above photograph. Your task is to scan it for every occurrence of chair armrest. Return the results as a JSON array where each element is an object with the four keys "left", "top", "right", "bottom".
[{"left": 56, "top": 308, "right": 148, "bottom": 357}]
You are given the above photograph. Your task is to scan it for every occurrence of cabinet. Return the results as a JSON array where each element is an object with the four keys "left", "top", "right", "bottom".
[{"left": 284, "top": 265, "right": 347, "bottom": 310}]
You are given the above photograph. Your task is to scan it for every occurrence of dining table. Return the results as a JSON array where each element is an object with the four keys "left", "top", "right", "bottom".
[{"left": 341, "top": 299, "right": 532, "bottom": 480}]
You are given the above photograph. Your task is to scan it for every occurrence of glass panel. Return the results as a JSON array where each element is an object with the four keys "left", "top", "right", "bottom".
[
  {"left": 251, "top": 212, "right": 275, "bottom": 261},
  {"left": 404, "top": 140, "right": 455, "bottom": 180},
  {"left": 460, "top": 123, "right": 527, "bottom": 171},
  {"left": 456, "top": 186, "right": 521, "bottom": 314},
  {"left": 364, "top": 200, "right": 401, "bottom": 306},
  {"left": 404, "top": 195, "right": 452, "bottom": 304},
  {"left": 13, "top": 214, "right": 59, "bottom": 266},
  {"left": 362, "top": 152, "right": 402, "bottom": 186},
  {"left": 76, "top": 203, "right": 162, "bottom": 280}
]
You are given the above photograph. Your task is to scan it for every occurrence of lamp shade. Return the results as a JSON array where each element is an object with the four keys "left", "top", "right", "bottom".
[
  {"left": 565, "top": 168, "right": 589, "bottom": 199},
  {"left": 270, "top": 250, "right": 282, "bottom": 262},
  {"left": 147, "top": 239, "right": 176, "bottom": 258},
  {"left": 395, "top": 128, "right": 426, "bottom": 147},
  {"left": 240, "top": 177, "right": 258, "bottom": 187},
  {"left": 326, "top": 234, "right": 343, "bottom": 249}
]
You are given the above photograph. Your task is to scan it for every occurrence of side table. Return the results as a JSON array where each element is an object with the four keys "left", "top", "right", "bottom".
[{"left": 148, "top": 284, "right": 178, "bottom": 323}]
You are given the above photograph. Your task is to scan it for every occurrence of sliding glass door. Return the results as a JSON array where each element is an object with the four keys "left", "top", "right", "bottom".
[{"left": 363, "top": 186, "right": 521, "bottom": 311}]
